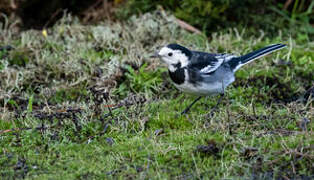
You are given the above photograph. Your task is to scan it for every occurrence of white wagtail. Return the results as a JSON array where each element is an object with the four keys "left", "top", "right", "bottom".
[{"left": 151, "top": 43, "right": 287, "bottom": 114}]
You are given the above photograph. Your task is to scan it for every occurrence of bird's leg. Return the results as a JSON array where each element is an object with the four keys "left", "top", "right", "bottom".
[
  {"left": 202, "top": 96, "right": 211, "bottom": 110},
  {"left": 208, "top": 81, "right": 225, "bottom": 117},
  {"left": 208, "top": 93, "right": 224, "bottom": 115},
  {"left": 181, "top": 96, "right": 202, "bottom": 115}
]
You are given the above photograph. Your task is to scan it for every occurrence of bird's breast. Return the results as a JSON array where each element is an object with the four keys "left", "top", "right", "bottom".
[
  {"left": 168, "top": 68, "right": 185, "bottom": 85},
  {"left": 169, "top": 68, "right": 223, "bottom": 95}
]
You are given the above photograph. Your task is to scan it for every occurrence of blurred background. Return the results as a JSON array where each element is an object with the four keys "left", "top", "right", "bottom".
[{"left": 1, "top": 0, "right": 313, "bottom": 38}]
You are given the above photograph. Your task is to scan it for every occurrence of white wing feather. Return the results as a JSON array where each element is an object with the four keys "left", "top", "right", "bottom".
[{"left": 199, "top": 54, "right": 236, "bottom": 74}]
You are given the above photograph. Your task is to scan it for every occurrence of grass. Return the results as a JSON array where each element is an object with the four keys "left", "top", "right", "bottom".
[{"left": 0, "top": 11, "right": 313, "bottom": 179}]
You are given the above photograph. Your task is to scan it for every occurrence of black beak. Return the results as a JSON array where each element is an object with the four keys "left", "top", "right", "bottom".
[{"left": 150, "top": 51, "right": 160, "bottom": 58}]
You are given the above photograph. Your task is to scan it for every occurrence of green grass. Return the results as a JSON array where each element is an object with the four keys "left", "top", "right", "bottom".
[{"left": 0, "top": 12, "right": 313, "bottom": 179}]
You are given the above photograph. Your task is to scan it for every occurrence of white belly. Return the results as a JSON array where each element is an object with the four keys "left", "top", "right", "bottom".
[
  {"left": 172, "top": 68, "right": 235, "bottom": 96},
  {"left": 174, "top": 81, "right": 223, "bottom": 96}
]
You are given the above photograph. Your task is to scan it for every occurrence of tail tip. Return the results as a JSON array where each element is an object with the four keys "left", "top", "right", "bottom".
[{"left": 275, "top": 43, "right": 287, "bottom": 48}]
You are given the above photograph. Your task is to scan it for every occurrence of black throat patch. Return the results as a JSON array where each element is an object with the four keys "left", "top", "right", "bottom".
[{"left": 168, "top": 65, "right": 185, "bottom": 85}]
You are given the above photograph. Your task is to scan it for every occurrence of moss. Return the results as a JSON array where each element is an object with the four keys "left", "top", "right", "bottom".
[
  {"left": 49, "top": 88, "right": 88, "bottom": 104},
  {"left": 8, "top": 50, "right": 30, "bottom": 67}
]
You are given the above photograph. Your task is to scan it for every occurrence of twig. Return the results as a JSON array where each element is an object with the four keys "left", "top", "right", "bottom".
[
  {"left": 0, "top": 126, "right": 49, "bottom": 135},
  {"left": 83, "top": 0, "right": 103, "bottom": 14},
  {"left": 284, "top": 0, "right": 293, "bottom": 10},
  {"left": 104, "top": 92, "right": 114, "bottom": 119},
  {"left": 10, "top": 0, "right": 17, "bottom": 9},
  {"left": 44, "top": 8, "right": 62, "bottom": 28},
  {"left": 175, "top": 18, "right": 202, "bottom": 34}
]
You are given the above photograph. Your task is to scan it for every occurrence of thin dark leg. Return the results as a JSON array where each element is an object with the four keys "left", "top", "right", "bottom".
[
  {"left": 208, "top": 93, "right": 224, "bottom": 116},
  {"left": 181, "top": 96, "right": 202, "bottom": 115}
]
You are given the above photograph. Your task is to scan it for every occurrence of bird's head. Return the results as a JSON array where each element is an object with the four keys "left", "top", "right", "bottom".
[{"left": 152, "top": 44, "right": 192, "bottom": 72}]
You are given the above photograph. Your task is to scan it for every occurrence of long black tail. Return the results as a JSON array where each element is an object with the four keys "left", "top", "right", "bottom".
[{"left": 228, "top": 44, "right": 286, "bottom": 72}]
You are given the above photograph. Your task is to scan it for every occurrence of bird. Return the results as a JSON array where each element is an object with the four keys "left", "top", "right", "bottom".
[{"left": 151, "top": 43, "right": 287, "bottom": 115}]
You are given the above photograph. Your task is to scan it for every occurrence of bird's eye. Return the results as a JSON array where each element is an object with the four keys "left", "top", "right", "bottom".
[{"left": 168, "top": 52, "right": 173, "bottom": 56}]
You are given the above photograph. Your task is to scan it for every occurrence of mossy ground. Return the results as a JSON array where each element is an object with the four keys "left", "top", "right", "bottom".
[{"left": 0, "top": 12, "right": 313, "bottom": 179}]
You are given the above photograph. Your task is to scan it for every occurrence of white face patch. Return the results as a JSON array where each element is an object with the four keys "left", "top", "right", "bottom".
[{"left": 158, "top": 47, "right": 189, "bottom": 72}]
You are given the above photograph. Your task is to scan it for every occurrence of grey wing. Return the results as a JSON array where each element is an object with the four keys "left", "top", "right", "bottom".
[{"left": 190, "top": 51, "right": 236, "bottom": 74}]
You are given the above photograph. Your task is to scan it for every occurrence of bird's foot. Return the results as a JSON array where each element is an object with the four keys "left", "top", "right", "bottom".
[
  {"left": 174, "top": 107, "right": 191, "bottom": 118},
  {"left": 180, "top": 107, "right": 191, "bottom": 115},
  {"left": 204, "top": 102, "right": 221, "bottom": 118}
]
